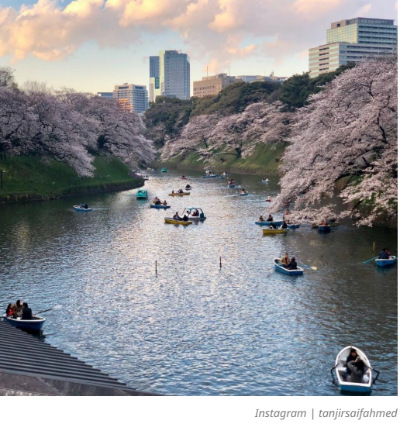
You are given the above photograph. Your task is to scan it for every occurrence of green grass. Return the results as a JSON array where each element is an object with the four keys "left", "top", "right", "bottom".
[
  {"left": 0, "top": 155, "right": 143, "bottom": 202},
  {"left": 154, "top": 142, "right": 286, "bottom": 175}
]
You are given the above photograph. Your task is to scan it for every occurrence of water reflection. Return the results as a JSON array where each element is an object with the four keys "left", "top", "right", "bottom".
[{"left": 0, "top": 170, "right": 397, "bottom": 396}]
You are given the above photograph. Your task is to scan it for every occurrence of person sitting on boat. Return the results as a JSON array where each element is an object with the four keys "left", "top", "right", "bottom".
[
  {"left": 241, "top": 188, "right": 247, "bottom": 194},
  {"left": 281, "top": 221, "right": 288, "bottom": 229},
  {"left": 267, "top": 215, "right": 273, "bottom": 222},
  {"left": 192, "top": 209, "right": 199, "bottom": 217},
  {"left": 378, "top": 248, "right": 390, "bottom": 259},
  {"left": 182, "top": 214, "right": 189, "bottom": 222},
  {"left": 162, "top": 200, "right": 167, "bottom": 206},
  {"left": 22, "top": 303, "right": 33, "bottom": 320},
  {"left": 171, "top": 190, "right": 175, "bottom": 194},
  {"left": 185, "top": 184, "right": 191, "bottom": 189},
  {"left": 154, "top": 196, "right": 160, "bottom": 202},
  {"left": 345, "top": 357, "right": 366, "bottom": 383},
  {"left": 13, "top": 300, "right": 23, "bottom": 318},
  {"left": 173, "top": 212, "right": 181, "bottom": 221},
  {"left": 178, "top": 189, "right": 184, "bottom": 193},
  {"left": 154, "top": 198, "right": 161, "bottom": 205},
  {"left": 343, "top": 348, "right": 358, "bottom": 379},
  {"left": 280, "top": 253, "right": 290, "bottom": 268},
  {"left": 321, "top": 220, "right": 327, "bottom": 226},
  {"left": 287, "top": 257, "right": 297, "bottom": 270},
  {"left": 259, "top": 215, "right": 264, "bottom": 222},
  {"left": 5, "top": 303, "right": 14, "bottom": 317}
]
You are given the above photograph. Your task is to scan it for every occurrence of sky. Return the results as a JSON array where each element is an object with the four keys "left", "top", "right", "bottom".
[{"left": 0, "top": 0, "right": 397, "bottom": 94}]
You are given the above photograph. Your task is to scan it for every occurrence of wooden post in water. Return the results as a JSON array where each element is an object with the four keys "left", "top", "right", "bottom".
[
  {"left": 155, "top": 260, "right": 158, "bottom": 276},
  {"left": 220, "top": 256, "right": 222, "bottom": 269},
  {"left": 372, "top": 242, "right": 375, "bottom": 252}
]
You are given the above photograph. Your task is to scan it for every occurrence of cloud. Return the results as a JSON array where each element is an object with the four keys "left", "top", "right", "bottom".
[{"left": 0, "top": 0, "right": 397, "bottom": 69}]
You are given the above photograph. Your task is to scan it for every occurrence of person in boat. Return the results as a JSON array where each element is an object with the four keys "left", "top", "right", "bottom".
[
  {"left": 345, "top": 357, "right": 366, "bottom": 383},
  {"left": 344, "top": 348, "right": 358, "bottom": 379},
  {"left": 171, "top": 190, "right": 175, "bottom": 194},
  {"left": 178, "top": 188, "right": 184, "bottom": 193},
  {"left": 5, "top": 303, "right": 14, "bottom": 317},
  {"left": 191, "top": 209, "right": 199, "bottom": 217},
  {"left": 378, "top": 248, "right": 390, "bottom": 259},
  {"left": 154, "top": 196, "right": 160, "bottom": 202},
  {"left": 162, "top": 200, "right": 167, "bottom": 206},
  {"left": 22, "top": 302, "right": 33, "bottom": 320},
  {"left": 241, "top": 188, "right": 247, "bottom": 194},
  {"left": 287, "top": 257, "right": 297, "bottom": 270},
  {"left": 267, "top": 215, "right": 273, "bottom": 222},
  {"left": 182, "top": 213, "right": 189, "bottom": 222},
  {"left": 173, "top": 212, "right": 181, "bottom": 221},
  {"left": 13, "top": 300, "right": 23, "bottom": 318},
  {"left": 185, "top": 184, "right": 191, "bottom": 189},
  {"left": 280, "top": 253, "right": 290, "bottom": 268},
  {"left": 321, "top": 220, "right": 327, "bottom": 226},
  {"left": 281, "top": 221, "right": 288, "bottom": 229},
  {"left": 154, "top": 198, "right": 161, "bottom": 205},
  {"left": 259, "top": 215, "right": 265, "bottom": 222}
]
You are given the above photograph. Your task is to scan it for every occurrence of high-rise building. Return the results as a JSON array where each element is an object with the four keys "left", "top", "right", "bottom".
[
  {"left": 193, "top": 74, "right": 237, "bottom": 98},
  {"left": 149, "top": 56, "right": 160, "bottom": 103},
  {"left": 113, "top": 83, "right": 149, "bottom": 114},
  {"left": 97, "top": 92, "right": 114, "bottom": 99},
  {"left": 149, "top": 50, "right": 190, "bottom": 101},
  {"left": 309, "top": 17, "right": 397, "bottom": 78}
]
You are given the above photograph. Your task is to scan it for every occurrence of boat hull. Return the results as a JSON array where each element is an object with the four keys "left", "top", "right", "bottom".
[
  {"left": 375, "top": 256, "right": 397, "bottom": 267},
  {"left": 273, "top": 259, "right": 303, "bottom": 275},
  {"left": 238, "top": 193, "right": 248, "bottom": 196},
  {"left": 4, "top": 315, "right": 45, "bottom": 332},
  {"left": 169, "top": 192, "right": 190, "bottom": 196},
  {"left": 318, "top": 225, "right": 331, "bottom": 232},
  {"left": 164, "top": 218, "right": 192, "bottom": 226},
  {"left": 73, "top": 206, "right": 92, "bottom": 212},
  {"left": 262, "top": 228, "right": 288, "bottom": 235},
  {"left": 334, "top": 346, "right": 373, "bottom": 394},
  {"left": 150, "top": 205, "right": 171, "bottom": 209},
  {"left": 255, "top": 221, "right": 283, "bottom": 226}
]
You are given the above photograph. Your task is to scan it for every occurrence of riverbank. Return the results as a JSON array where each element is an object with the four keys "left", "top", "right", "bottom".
[
  {"left": 0, "top": 156, "right": 144, "bottom": 204},
  {"left": 152, "top": 142, "right": 285, "bottom": 175}
]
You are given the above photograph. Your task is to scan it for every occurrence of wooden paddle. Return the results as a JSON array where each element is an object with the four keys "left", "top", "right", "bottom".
[
  {"left": 36, "top": 305, "right": 62, "bottom": 314},
  {"left": 363, "top": 256, "right": 379, "bottom": 264}
]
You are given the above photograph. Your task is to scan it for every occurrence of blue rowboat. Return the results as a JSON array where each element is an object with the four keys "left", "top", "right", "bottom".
[
  {"left": 161, "top": 168, "right": 167, "bottom": 172},
  {"left": 136, "top": 189, "right": 148, "bottom": 199},
  {"left": 273, "top": 259, "right": 303, "bottom": 275},
  {"left": 150, "top": 204, "right": 171, "bottom": 209},
  {"left": 238, "top": 192, "right": 248, "bottom": 196},
  {"left": 287, "top": 224, "right": 300, "bottom": 229},
  {"left": 375, "top": 256, "right": 397, "bottom": 267},
  {"left": 73, "top": 205, "right": 92, "bottom": 212},
  {"left": 255, "top": 221, "right": 283, "bottom": 226},
  {"left": 203, "top": 174, "right": 218, "bottom": 178},
  {"left": 3, "top": 315, "right": 45, "bottom": 332},
  {"left": 318, "top": 225, "right": 331, "bottom": 233},
  {"left": 332, "top": 346, "right": 378, "bottom": 394}
]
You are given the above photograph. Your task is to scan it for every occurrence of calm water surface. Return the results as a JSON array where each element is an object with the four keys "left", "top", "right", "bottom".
[{"left": 0, "top": 171, "right": 397, "bottom": 395}]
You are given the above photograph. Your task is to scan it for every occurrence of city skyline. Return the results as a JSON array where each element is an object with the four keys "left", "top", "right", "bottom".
[{"left": 0, "top": 0, "right": 397, "bottom": 94}]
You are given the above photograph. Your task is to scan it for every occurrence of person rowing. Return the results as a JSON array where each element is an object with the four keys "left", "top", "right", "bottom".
[{"left": 173, "top": 211, "right": 181, "bottom": 221}]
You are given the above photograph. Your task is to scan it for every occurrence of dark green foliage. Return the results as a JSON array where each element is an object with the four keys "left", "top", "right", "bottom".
[
  {"left": 279, "top": 62, "right": 356, "bottom": 111},
  {"left": 190, "top": 81, "right": 281, "bottom": 116}
]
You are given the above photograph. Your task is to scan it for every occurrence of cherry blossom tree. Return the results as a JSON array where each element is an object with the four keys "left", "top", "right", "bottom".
[
  {"left": 0, "top": 68, "right": 155, "bottom": 177},
  {"left": 270, "top": 57, "right": 397, "bottom": 226}
]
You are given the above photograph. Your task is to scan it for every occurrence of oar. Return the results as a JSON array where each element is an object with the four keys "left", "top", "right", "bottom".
[
  {"left": 363, "top": 256, "right": 379, "bottom": 264},
  {"left": 36, "top": 305, "right": 62, "bottom": 314},
  {"left": 300, "top": 263, "right": 318, "bottom": 270}
]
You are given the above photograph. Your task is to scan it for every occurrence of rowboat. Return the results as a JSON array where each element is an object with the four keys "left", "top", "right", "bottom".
[
  {"left": 203, "top": 174, "right": 218, "bottom": 178},
  {"left": 161, "top": 168, "right": 167, "bottom": 172},
  {"left": 331, "top": 346, "right": 379, "bottom": 394},
  {"left": 136, "top": 189, "right": 148, "bottom": 199},
  {"left": 255, "top": 221, "right": 283, "bottom": 226},
  {"left": 287, "top": 223, "right": 300, "bottom": 229},
  {"left": 182, "top": 207, "right": 206, "bottom": 221},
  {"left": 164, "top": 218, "right": 192, "bottom": 226},
  {"left": 238, "top": 192, "right": 248, "bottom": 196},
  {"left": 3, "top": 315, "right": 46, "bottom": 332},
  {"left": 265, "top": 197, "right": 272, "bottom": 202},
  {"left": 73, "top": 205, "right": 92, "bottom": 212},
  {"left": 228, "top": 184, "right": 235, "bottom": 188},
  {"left": 169, "top": 192, "right": 190, "bottom": 196},
  {"left": 262, "top": 228, "right": 288, "bottom": 235},
  {"left": 150, "top": 204, "right": 171, "bottom": 209},
  {"left": 185, "top": 187, "right": 192, "bottom": 191},
  {"left": 273, "top": 259, "right": 303, "bottom": 275},
  {"left": 375, "top": 256, "right": 397, "bottom": 267},
  {"left": 262, "top": 179, "right": 269, "bottom": 183},
  {"left": 318, "top": 225, "right": 331, "bottom": 233}
]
